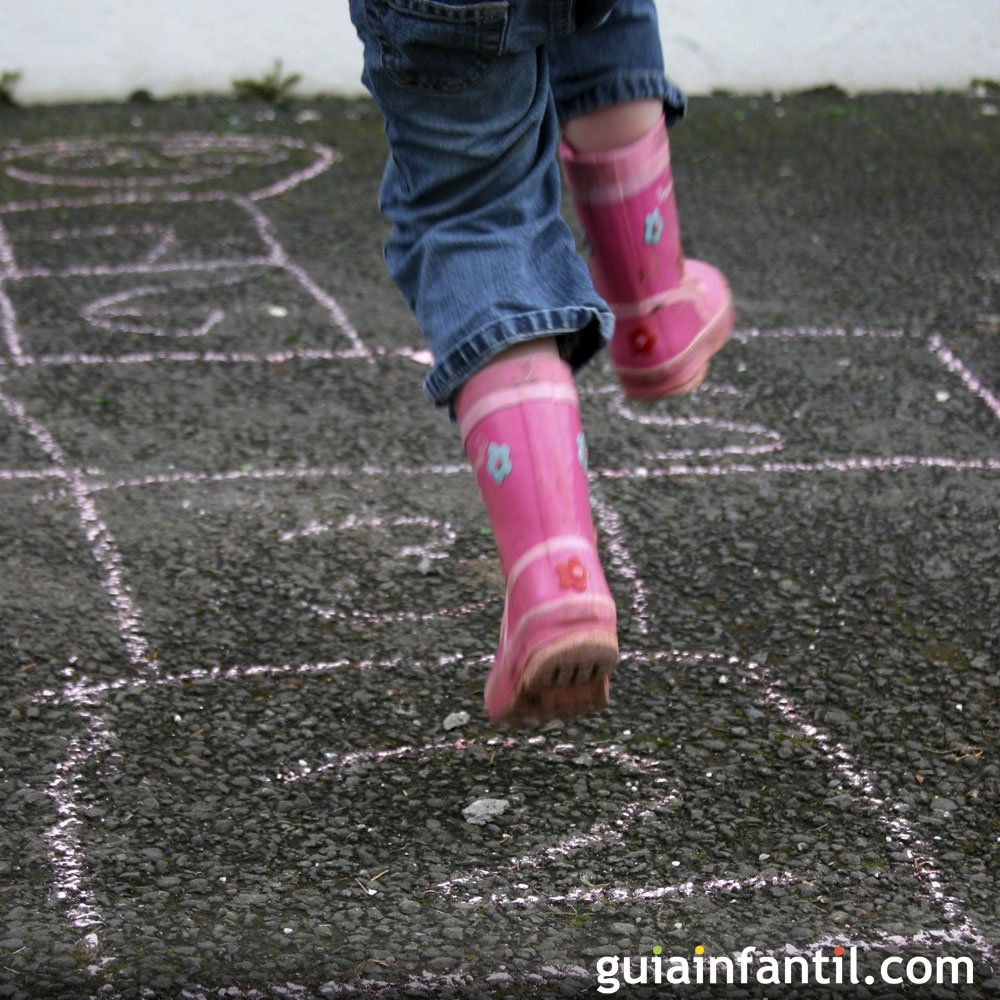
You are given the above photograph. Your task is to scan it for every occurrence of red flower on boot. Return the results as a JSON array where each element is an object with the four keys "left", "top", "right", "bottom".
[
  {"left": 556, "top": 556, "right": 589, "bottom": 591},
  {"left": 628, "top": 326, "right": 656, "bottom": 356}
]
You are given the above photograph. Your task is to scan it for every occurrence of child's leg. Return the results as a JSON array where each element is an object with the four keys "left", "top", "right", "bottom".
[
  {"left": 455, "top": 339, "right": 617, "bottom": 723},
  {"left": 348, "top": 1, "right": 620, "bottom": 721},
  {"left": 348, "top": 0, "right": 615, "bottom": 408},
  {"left": 549, "top": 0, "right": 735, "bottom": 398},
  {"left": 562, "top": 98, "right": 664, "bottom": 153}
]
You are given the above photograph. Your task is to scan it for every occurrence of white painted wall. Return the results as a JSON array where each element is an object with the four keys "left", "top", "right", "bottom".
[{"left": 2, "top": 1, "right": 998, "bottom": 105}]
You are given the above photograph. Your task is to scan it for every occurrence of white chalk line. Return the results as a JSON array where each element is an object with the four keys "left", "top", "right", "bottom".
[
  {"left": 0, "top": 215, "right": 29, "bottom": 366},
  {"left": 27, "top": 624, "right": 994, "bottom": 971},
  {"left": 733, "top": 325, "right": 906, "bottom": 343},
  {"left": 23, "top": 346, "right": 373, "bottom": 367},
  {"left": 274, "top": 732, "right": 666, "bottom": 787},
  {"left": 930, "top": 332, "right": 1000, "bottom": 424},
  {"left": 613, "top": 408, "right": 785, "bottom": 461},
  {"left": 0, "top": 321, "right": 910, "bottom": 369},
  {"left": 20, "top": 448, "right": 1000, "bottom": 535},
  {"left": 280, "top": 512, "right": 458, "bottom": 550},
  {"left": 583, "top": 381, "right": 785, "bottom": 461},
  {"left": 0, "top": 467, "right": 64, "bottom": 481},
  {"left": 0, "top": 284, "right": 26, "bottom": 366},
  {"left": 35, "top": 654, "right": 436, "bottom": 946},
  {"left": 1, "top": 345, "right": 421, "bottom": 369},
  {"left": 81, "top": 278, "right": 236, "bottom": 339},
  {"left": 590, "top": 487, "right": 651, "bottom": 637},
  {"left": 41, "top": 685, "right": 712, "bottom": 916},
  {"left": 308, "top": 596, "right": 501, "bottom": 627},
  {"left": 4, "top": 330, "right": 992, "bottom": 500},
  {"left": 1, "top": 392, "right": 141, "bottom": 942},
  {"left": 46, "top": 220, "right": 177, "bottom": 266},
  {"left": 1, "top": 133, "right": 338, "bottom": 199},
  {"left": 0, "top": 188, "right": 236, "bottom": 270},
  {"left": 0, "top": 212, "right": 18, "bottom": 274},
  {"left": 0, "top": 391, "right": 150, "bottom": 669},
  {"left": 8, "top": 254, "right": 370, "bottom": 361},
  {"left": 597, "top": 454, "right": 1000, "bottom": 479},
  {"left": 58, "top": 453, "right": 1000, "bottom": 501},
  {"left": 3, "top": 138, "right": 280, "bottom": 189},
  {"left": 473, "top": 872, "right": 799, "bottom": 909},
  {"left": 0, "top": 188, "right": 214, "bottom": 215},
  {"left": 249, "top": 142, "right": 341, "bottom": 202},
  {"left": 279, "top": 257, "right": 372, "bottom": 360},
  {"left": 33, "top": 653, "right": 486, "bottom": 710},
  {"left": 625, "top": 651, "right": 995, "bottom": 970},
  {"left": 43, "top": 709, "right": 117, "bottom": 930},
  {"left": 9, "top": 255, "right": 277, "bottom": 281},
  {"left": 86, "top": 462, "right": 468, "bottom": 494},
  {"left": 439, "top": 787, "right": 688, "bottom": 906}
]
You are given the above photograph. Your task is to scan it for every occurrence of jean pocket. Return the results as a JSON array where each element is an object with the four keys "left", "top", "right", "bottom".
[
  {"left": 365, "top": 0, "right": 510, "bottom": 95},
  {"left": 573, "top": 0, "right": 617, "bottom": 31}
]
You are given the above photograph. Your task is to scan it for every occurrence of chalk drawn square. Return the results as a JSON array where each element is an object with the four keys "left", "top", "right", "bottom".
[
  {"left": 596, "top": 464, "right": 1000, "bottom": 945},
  {"left": 60, "top": 665, "right": 667, "bottom": 984},
  {"left": 55, "top": 650, "right": 961, "bottom": 988},
  {"left": 610, "top": 468, "right": 998, "bottom": 936},
  {"left": 578, "top": 330, "right": 1000, "bottom": 475},
  {"left": 95, "top": 460, "right": 650, "bottom": 675},
  {"left": 594, "top": 466, "right": 997, "bottom": 663},
  {"left": 96, "top": 471, "right": 502, "bottom": 670},
  {"left": 3, "top": 357, "right": 456, "bottom": 478},
  {"left": 0, "top": 197, "right": 272, "bottom": 274},
  {"left": 6, "top": 266, "right": 355, "bottom": 360},
  {"left": 0, "top": 483, "right": 133, "bottom": 695}
]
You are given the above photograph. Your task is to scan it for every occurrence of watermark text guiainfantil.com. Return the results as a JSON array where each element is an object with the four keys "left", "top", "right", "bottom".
[{"left": 595, "top": 944, "right": 975, "bottom": 993}]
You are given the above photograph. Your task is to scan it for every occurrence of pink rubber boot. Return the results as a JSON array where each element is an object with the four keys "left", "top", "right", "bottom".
[
  {"left": 560, "top": 114, "right": 734, "bottom": 398},
  {"left": 455, "top": 342, "right": 618, "bottom": 724}
]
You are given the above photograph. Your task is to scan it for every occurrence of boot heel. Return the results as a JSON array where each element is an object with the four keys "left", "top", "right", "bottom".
[
  {"left": 560, "top": 119, "right": 734, "bottom": 399},
  {"left": 489, "top": 628, "right": 619, "bottom": 724}
]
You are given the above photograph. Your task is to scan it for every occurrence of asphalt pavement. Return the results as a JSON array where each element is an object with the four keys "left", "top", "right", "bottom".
[{"left": 0, "top": 88, "right": 998, "bottom": 999}]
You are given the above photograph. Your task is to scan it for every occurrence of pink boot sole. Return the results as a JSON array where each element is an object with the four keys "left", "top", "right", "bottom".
[{"left": 486, "top": 612, "right": 618, "bottom": 724}]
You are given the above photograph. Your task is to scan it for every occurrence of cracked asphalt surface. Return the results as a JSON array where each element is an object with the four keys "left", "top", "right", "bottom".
[{"left": 0, "top": 89, "right": 998, "bottom": 999}]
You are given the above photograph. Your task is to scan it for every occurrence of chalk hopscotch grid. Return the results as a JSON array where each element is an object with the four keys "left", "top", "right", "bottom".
[{"left": 0, "top": 132, "right": 998, "bottom": 993}]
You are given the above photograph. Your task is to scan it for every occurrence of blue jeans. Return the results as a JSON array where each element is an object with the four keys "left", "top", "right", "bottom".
[{"left": 349, "top": 0, "right": 687, "bottom": 406}]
